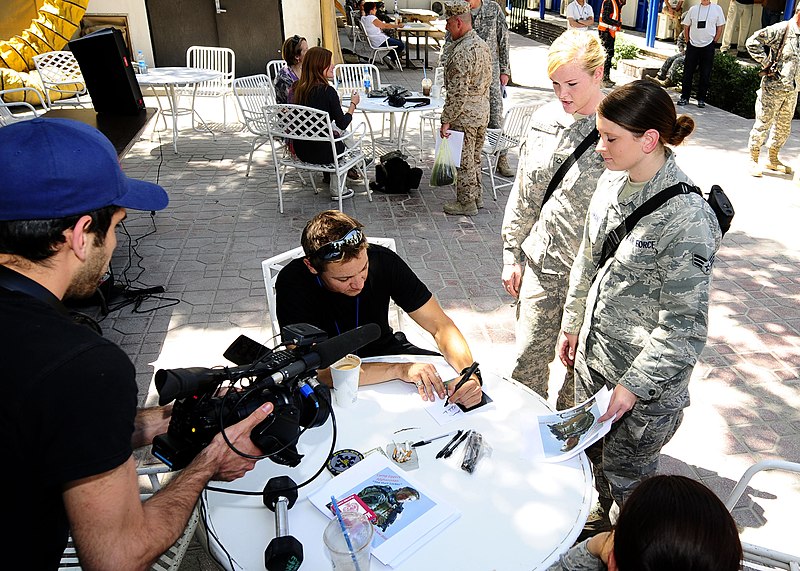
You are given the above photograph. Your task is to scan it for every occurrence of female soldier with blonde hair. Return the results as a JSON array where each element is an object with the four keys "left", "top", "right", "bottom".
[{"left": 501, "top": 30, "right": 607, "bottom": 412}]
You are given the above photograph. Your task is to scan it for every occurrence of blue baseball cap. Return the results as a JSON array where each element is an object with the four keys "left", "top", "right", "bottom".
[{"left": 0, "top": 118, "right": 168, "bottom": 221}]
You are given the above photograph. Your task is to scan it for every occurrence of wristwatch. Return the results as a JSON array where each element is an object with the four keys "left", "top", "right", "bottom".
[{"left": 461, "top": 365, "right": 482, "bottom": 386}]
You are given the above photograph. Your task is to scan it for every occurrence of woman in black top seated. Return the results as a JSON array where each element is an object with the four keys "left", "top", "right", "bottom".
[{"left": 289, "top": 47, "right": 362, "bottom": 199}]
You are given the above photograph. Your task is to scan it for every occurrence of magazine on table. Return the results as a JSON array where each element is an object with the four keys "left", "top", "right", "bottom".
[
  {"left": 526, "top": 386, "right": 613, "bottom": 462},
  {"left": 308, "top": 453, "right": 460, "bottom": 567}
]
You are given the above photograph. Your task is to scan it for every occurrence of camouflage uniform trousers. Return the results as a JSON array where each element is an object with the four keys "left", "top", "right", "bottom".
[
  {"left": 453, "top": 123, "right": 486, "bottom": 204},
  {"left": 582, "top": 368, "right": 684, "bottom": 507},
  {"left": 512, "top": 262, "right": 574, "bottom": 410},
  {"left": 748, "top": 79, "right": 799, "bottom": 153},
  {"left": 489, "top": 78, "right": 506, "bottom": 158}
]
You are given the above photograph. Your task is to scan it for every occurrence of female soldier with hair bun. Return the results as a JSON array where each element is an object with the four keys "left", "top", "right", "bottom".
[
  {"left": 558, "top": 80, "right": 722, "bottom": 512},
  {"left": 547, "top": 474, "right": 742, "bottom": 570}
]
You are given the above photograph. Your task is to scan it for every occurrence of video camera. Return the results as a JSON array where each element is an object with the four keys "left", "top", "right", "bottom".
[{"left": 151, "top": 323, "right": 380, "bottom": 470}]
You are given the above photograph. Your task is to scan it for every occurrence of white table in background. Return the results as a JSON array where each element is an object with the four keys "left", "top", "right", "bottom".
[
  {"left": 136, "top": 67, "right": 220, "bottom": 153},
  {"left": 356, "top": 91, "right": 444, "bottom": 159},
  {"left": 200, "top": 355, "right": 593, "bottom": 571}
]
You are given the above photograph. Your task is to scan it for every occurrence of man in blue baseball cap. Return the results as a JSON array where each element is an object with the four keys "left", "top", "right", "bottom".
[{"left": 0, "top": 119, "right": 274, "bottom": 570}]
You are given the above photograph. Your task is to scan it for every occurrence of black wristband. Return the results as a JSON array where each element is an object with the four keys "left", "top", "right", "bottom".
[{"left": 461, "top": 366, "right": 482, "bottom": 386}]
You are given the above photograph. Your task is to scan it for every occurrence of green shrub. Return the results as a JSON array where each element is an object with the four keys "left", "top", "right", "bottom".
[
  {"left": 613, "top": 39, "right": 640, "bottom": 69},
  {"left": 674, "top": 51, "right": 760, "bottom": 118}
]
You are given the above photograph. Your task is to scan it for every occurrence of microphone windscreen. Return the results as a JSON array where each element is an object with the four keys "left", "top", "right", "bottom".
[{"left": 314, "top": 323, "right": 381, "bottom": 368}]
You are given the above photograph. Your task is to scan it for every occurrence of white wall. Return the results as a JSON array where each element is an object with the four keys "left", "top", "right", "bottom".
[
  {"left": 86, "top": 0, "right": 154, "bottom": 63},
  {"left": 282, "top": 0, "right": 323, "bottom": 47}
]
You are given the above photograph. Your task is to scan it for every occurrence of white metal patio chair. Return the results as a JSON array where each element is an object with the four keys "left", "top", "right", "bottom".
[
  {"left": 185, "top": 46, "right": 236, "bottom": 128},
  {"left": 725, "top": 459, "right": 800, "bottom": 571},
  {"left": 349, "top": 10, "right": 367, "bottom": 53},
  {"left": 261, "top": 237, "right": 402, "bottom": 339},
  {"left": 32, "top": 50, "right": 87, "bottom": 108},
  {"left": 360, "top": 20, "right": 403, "bottom": 71},
  {"left": 0, "top": 87, "right": 47, "bottom": 126},
  {"left": 481, "top": 103, "right": 538, "bottom": 200},
  {"left": 265, "top": 59, "right": 285, "bottom": 83},
  {"left": 60, "top": 464, "right": 200, "bottom": 571},
  {"left": 232, "top": 74, "right": 277, "bottom": 176},
  {"left": 263, "top": 103, "right": 371, "bottom": 213}
]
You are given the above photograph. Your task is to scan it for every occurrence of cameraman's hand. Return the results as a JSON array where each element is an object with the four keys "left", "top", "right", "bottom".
[
  {"left": 200, "top": 402, "right": 274, "bottom": 481},
  {"left": 403, "top": 362, "right": 446, "bottom": 401}
]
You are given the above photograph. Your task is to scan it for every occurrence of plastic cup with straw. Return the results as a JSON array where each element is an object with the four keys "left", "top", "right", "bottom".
[{"left": 331, "top": 495, "right": 362, "bottom": 571}]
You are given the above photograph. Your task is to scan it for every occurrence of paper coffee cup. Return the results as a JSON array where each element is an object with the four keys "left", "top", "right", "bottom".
[{"left": 331, "top": 354, "right": 361, "bottom": 407}]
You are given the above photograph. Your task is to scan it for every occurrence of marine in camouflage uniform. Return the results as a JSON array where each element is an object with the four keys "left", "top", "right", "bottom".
[
  {"left": 501, "top": 101, "right": 606, "bottom": 409},
  {"left": 441, "top": 0, "right": 511, "bottom": 173},
  {"left": 561, "top": 151, "right": 721, "bottom": 507},
  {"left": 745, "top": 11, "right": 800, "bottom": 176},
  {"left": 441, "top": 3, "right": 492, "bottom": 214}
]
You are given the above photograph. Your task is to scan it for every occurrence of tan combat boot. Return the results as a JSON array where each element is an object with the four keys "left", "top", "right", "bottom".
[
  {"left": 443, "top": 199, "right": 478, "bottom": 216},
  {"left": 766, "top": 147, "right": 793, "bottom": 175},
  {"left": 496, "top": 155, "right": 515, "bottom": 177},
  {"left": 749, "top": 147, "right": 762, "bottom": 177}
]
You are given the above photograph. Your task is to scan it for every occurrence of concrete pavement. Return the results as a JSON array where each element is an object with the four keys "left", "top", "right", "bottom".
[{"left": 99, "top": 29, "right": 800, "bottom": 569}]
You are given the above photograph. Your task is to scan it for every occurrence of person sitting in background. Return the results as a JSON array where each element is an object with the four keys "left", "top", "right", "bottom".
[
  {"left": 362, "top": 1, "right": 406, "bottom": 69},
  {"left": 645, "top": 34, "right": 685, "bottom": 87},
  {"left": 546, "top": 475, "right": 742, "bottom": 570},
  {"left": 275, "top": 210, "right": 484, "bottom": 408},
  {"left": 273, "top": 35, "right": 308, "bottom": 104},
  {"left": 288, "top": 47, "right": 363, "bottom": 199}
]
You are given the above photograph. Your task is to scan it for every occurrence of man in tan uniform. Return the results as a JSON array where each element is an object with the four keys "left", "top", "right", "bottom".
[{"left": 440, "top": 0, "right": 492, "bottom": 216}]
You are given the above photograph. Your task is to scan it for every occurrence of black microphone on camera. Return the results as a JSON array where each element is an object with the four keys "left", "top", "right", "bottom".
[{"left": 268, "top": 323, "right": 380, "bottom": 384}]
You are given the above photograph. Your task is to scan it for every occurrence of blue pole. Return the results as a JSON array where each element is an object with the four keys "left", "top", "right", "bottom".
[
  {"left": 540, "top": 0, "right": 546, "bottom": 19},
  {"left": 645, "top": 0, "right": 659, "bottom": 46},
  {"left": 784, "top": 0, "right": 795, "bottom": 20}
]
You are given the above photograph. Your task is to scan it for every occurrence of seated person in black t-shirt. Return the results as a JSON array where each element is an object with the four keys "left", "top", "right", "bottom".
[{"left": 276, "top": 210, "right": 483, "bottom": 408}]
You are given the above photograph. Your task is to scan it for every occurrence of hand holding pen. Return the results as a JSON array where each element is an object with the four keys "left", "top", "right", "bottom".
[{"left": 444, "top": 361, "right": 481, "bottom": 407}]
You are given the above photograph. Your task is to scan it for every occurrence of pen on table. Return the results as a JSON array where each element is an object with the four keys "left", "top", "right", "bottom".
[
  {"left": 412, "top": 430, "right": 457, "bottom": 448},
  {"left": 443, "top": 429, "right": 472, "bottom": 459},
  {"left": 444, "top": 361, "right": 479, "bottom": 407},
  {"left": 331, "top": 495, "right": 362, "bottom": 571},
  {"left": 435, "top": 429, "right": 463, "bottom": 459}
]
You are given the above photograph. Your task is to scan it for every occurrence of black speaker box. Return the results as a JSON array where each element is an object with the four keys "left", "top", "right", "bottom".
[{"left": 68, "top": 28, "right": 145, "bottom": 115}]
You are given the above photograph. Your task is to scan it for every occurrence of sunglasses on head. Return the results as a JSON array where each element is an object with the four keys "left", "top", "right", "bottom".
[{"left": 310, "top": 228, "right": 365, "bottom": 262}]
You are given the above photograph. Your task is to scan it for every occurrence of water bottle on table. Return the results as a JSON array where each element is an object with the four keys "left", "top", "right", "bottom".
[
  {"left": 136, "top": 50, "right": 147, "bottom": 74},
  {"left": 362, "top": 66, "right": 371, "bottom": 95}
]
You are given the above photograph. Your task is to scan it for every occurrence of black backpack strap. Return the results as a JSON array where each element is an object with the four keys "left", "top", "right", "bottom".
[
  {"left": 542, "top": 127, "right": 600, "bottom": 208},
  {"left": 596, "top": 182, "right": 700, "bottom": 274}
]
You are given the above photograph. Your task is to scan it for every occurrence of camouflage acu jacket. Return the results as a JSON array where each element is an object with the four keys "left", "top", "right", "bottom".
[
  {"left": 441, "top": 29, "right": 492, "bottom": 126},
  {"left": 561, "top": 151, "right": 722, "bottom": 409},
  {"left": 501, "top": 102, "right": 607, "bottom": 275},
  {"left": 440, "top": 0, "right": 510, "bottom": 79},
  {"left": 746, "top": 19, "right": 800, "bottom": 91},
  {"left": 545, "top": 540, "right": 604, "bottom": 571}
]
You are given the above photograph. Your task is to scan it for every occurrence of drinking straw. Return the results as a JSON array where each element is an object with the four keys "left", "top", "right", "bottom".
[{"left": 331, "top": 495, "right": 362, "bottom": 571}]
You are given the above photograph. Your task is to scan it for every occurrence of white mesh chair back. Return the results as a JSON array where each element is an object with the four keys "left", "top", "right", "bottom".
[
  {"left": 360, "top": 19, "right": 403, "bottom": 70},
  {"left": 262, "top": 238, "right": 401, "bottom": 338},
  {"left": 482, "top": 103, "right": 538, "bottom": 199},
  {"left": 266, "top": 59, "right": 285, "bottom": 82},
  {"left": 263, "top": 103, "right": 371, "bottom": 213},
  {"left": 32, "top": 51, "right": 87, "bottom": 107},
  {"left": 232, "top": 74, "right": 276, "bottom": 176},
  {"left": 333, "top": 63, "right": 382, "bottom": 98},
  {"left": 0, "top": 87, "right": 46, "bottom": 126}
]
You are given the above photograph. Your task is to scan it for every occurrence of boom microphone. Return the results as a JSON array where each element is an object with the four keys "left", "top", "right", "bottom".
[{"left": 268, "top": 323, "right": 381, "bottom": 383}]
